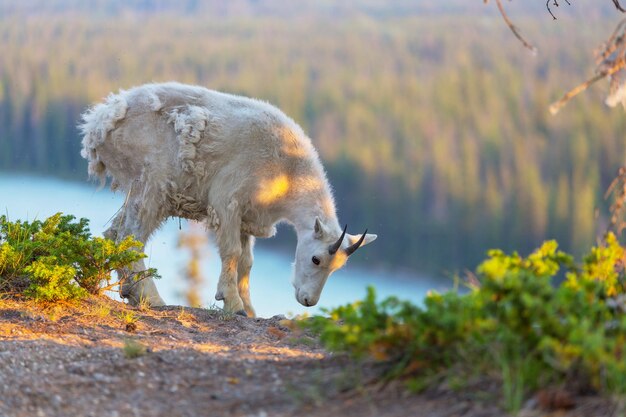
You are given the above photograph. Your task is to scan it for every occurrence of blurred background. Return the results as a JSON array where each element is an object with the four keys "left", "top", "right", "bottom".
[{"left": 1, "top": 0, "right": 624, "bottom": 315}]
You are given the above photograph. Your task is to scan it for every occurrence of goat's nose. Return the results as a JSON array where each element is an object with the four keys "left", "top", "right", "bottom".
[{"left": 304, "top": 298, "right": 312, "bottom": 307}]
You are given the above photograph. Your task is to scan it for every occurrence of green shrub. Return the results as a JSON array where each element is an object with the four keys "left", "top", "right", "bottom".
[
  {"left": 23, "top": 257, "right": 86, "bottom": 301},
  {"left": 0, "top": 213, "right": 157, "bottom": 302},
  {"left": 301, "top": 234, "right": 626, "bottom": 412}
]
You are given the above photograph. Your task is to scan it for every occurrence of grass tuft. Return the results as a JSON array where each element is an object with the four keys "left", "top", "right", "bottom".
[{"left": 123, "top": 338, "right": 147, "bottom": 359}]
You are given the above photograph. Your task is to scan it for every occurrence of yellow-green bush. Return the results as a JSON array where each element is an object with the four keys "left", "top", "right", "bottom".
[
  {"left": 301, "top": 234, "right": 626, "bottom": 411},
  {"left": 0, "top": 213, "right": 157, "bottom": 302}
]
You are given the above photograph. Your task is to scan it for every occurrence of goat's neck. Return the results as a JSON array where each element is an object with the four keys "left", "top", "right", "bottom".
[{"left": 286, "top": 191, "right": 340, "bottom": 238}]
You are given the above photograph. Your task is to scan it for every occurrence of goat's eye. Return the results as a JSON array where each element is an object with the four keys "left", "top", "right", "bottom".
[{"left": 312, "top": 256, "right": 321, "bottom": 265}]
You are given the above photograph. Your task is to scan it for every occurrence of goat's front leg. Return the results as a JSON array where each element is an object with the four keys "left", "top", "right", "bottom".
[
  {"left": 238, "top": 233, "right": 256, "bottom": 317},
  {"left": 214, "top": 201, "right": 245, "bottom": 315}
]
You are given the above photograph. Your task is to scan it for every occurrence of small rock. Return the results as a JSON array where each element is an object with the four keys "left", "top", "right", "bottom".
[
  {"left": 536, "top": 388, "right": 575, "bottom": 411},
  {"left": 93, "top": 373, "right": 115, "bottom": 383},
  {"left": 266, "top": 327, "right": 286, "bottom": 339}
]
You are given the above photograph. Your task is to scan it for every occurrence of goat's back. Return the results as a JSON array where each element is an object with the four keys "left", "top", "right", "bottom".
[{"left": 79, "top": 83, "right": 323, "bottom": 212}]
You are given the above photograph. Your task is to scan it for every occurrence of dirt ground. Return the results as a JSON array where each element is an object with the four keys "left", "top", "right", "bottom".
[{"left": 0, "top": 296, "right": 619, "bottom": 417}]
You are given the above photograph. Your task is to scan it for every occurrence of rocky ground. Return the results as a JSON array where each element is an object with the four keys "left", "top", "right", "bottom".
[{"left": 0, "top": 296, "right": 619, "bottom": 417}]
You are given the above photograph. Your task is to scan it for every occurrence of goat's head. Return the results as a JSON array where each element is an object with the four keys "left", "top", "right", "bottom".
[{"left": 292, "top": 217, "right": 377, "bottom": 307}]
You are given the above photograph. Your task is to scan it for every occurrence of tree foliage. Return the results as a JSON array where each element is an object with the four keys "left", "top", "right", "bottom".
[{"left": 1, "top": 4, "right": 624, "bottom": 275}]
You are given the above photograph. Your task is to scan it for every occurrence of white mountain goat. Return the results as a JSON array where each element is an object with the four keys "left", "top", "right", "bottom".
[{"left": 80, "top": 82, "right": 376, "bottom": 317}]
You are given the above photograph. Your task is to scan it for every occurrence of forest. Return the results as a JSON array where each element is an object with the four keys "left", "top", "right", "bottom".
[{"left": 1, "top": 1, "right": 625, "bottom": 277}]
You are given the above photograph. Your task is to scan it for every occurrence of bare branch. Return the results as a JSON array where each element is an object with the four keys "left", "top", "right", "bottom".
[
  {"left": 494, "top": 0, "right": 538, "bottom": 54},
  {"left": 549, "top": 65, "right": 623, "bottom": 115},
  {"left": 484, "top": 1, "right": 626, "bottom": 112},
  {"left": 597, "top": 20, "right": 626, "bottom": 61},
  {"left": 550, "top": 18, "right": 626, "bottom": 114}
]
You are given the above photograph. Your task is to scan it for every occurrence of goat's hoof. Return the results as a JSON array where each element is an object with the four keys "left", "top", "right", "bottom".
[
  {"left": 235, "top": 310, "right": 247, "bottom": 317},
  {"left": 215, "top": 291, "right": 224, "bottom": 301}
]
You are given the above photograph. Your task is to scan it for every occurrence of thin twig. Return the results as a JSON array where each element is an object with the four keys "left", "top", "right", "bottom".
[
  {"left": 103, "top": 183, "right": 133, "bottom": 229},
  {"left": 604, "top": 168, "right": 626, "bottom": 200},
  {"left": 614, "top": 0, "right": 626, "bottom": 13},
  {"left": 546, "top": 0, "right": 557, "bottom": 20},
  {"left": 549, "top": 64, "right": 624, "bottom": 115},
  {"left": 605, "top": 167, "right": 626, "bottom": 236},
  {"left": 597, "top": 20, "right": 626, "bottom": 62},
  {"left": 546, "top": 0, "right": 570, "bottom": 21},
  {"left": 495, "top": 0, "right": 537, "bottom": 54},
  {"left": 100, "top": 269, "right": 152, "bottom": 294}
]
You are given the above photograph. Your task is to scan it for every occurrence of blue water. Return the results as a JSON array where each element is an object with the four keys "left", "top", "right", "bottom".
[{"left": 0, "top": 173, "right": 444, "bottom": 317}]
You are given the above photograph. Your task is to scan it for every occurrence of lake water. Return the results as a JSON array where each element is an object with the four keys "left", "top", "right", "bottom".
[{"left": 0, "top": 173, "right": 446, "bottom": 317}]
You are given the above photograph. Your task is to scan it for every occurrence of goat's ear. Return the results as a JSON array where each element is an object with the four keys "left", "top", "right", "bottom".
[
  {"left": 347, "top": 232, "right": 377, "bottom": 248},
  {"left": 313, "top": 217, "right": 328, "bottom": 239}
]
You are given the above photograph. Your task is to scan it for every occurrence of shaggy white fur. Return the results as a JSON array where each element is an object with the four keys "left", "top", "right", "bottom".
[{"left": 80, "top": 82, "right": 376, "bottom": 316}]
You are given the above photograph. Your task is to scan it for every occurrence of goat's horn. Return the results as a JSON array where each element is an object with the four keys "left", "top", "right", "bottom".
[
  {"left": 328, "top": 224, "right": 347, "bottom": 255},
  {"left": 345, "top": 229, "right": 368, "bottom": 256}
]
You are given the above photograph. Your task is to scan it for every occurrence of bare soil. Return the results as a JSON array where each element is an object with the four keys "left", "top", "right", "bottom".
[{"left": 0, "top": 297, "right": 618, "bottom": 417}]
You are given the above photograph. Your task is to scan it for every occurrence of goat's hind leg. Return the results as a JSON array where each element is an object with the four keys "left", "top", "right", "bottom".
[{"left": 104, "top": 200, "right": 165, "bottom": 307}]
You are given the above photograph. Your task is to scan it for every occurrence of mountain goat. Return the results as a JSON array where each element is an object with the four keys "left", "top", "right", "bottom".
[{"left": 80, "top": 82, "right": 376, "bottom": 317}]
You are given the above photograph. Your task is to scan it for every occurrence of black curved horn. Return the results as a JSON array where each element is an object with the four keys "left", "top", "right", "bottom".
[
  {"left": 328, "top": 224, "right": 347, "bottom": 255},
  {"left": 345, "top": 229, "right": 368, "bottom": 256}
]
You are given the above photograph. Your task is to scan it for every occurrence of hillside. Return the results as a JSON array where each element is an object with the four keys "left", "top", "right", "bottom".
[{"left": 0, "top": 296, "right": 617, "bottom": 417}]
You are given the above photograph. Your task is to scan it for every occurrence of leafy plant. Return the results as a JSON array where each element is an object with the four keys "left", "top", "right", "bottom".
[
  {"left": 0, "top": 213, "right": 158, "bottom": 302},
  {"left": 122, "top": 338, "right": 147, "bottom": 359},
  {"left": 116, "top": 310, "right": 138, "bottom": 326},
  {"left": 301, "top": 234, "right": 626, "bottom": 412}
]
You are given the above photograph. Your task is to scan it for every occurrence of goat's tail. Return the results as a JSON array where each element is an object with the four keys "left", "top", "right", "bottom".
[{"left": 79, "top": 91, "right": 128, "bottom": 186}]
